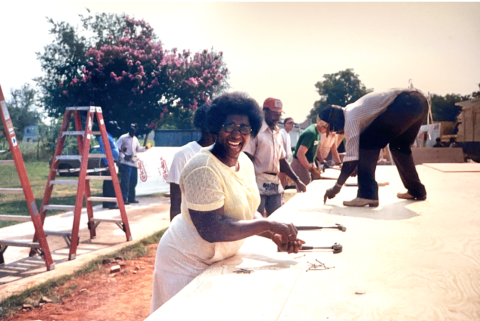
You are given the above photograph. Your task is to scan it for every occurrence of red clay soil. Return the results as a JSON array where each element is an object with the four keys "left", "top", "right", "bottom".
[{"left": 4, "top": 244, "right": 159, "bottom": 321}]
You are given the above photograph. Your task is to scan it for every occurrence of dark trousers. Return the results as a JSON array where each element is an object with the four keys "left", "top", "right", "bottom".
[
  {"left": 258, "top": 194, "right": 282, "bottom": 217},
  {"left": 119, "top": 163, "right": 138, "bottom": 202},
  {"left": 102, "top": 169, "right": 117, "bottom": 208},
  {"left": 357, "top": 91, "right": 428, "bottom": 200}
]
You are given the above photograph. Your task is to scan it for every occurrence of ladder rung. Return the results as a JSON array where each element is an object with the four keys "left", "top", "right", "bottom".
[
  {"left": 0, "top": 240, "right": 40, "bottom": 248},
  {"left": 66, "top": 106, "right": 95, "bottom": 111},
  {"left": 0, "top": 160, "right": 15, "bottom": 166},
  {"left": 87, "top": 167, "right": 109, "bottom": 173},
  {"left": 50, "top": 180, "right": 78, "bottom": 186},
  {"left": 44, "top": 205, "right": 76, "bottom": 211},
  {"left": 92, "top": 131, "right": 101, "bottom": 135},
  {"left": 91, "top": 218, "right": 122, "bottom": 223},
  {"left": 0, "top": 188, "right": 23, "bottom": 194},
  {"left": 88, "top": 154, "right": 106, "bottom": 159},
  {"left": 57, "top": 168, "right": 80, "bottom": 173},
  {"left": 86, "top": 175, "right": 112, "bottom": 180},
  {"left": 56, "top": 155, "right": 82, "bottom": 161},
  {"left": 0, "top": 215, "right": 32, "bottom": 222},
  {"left": 87, "top": 197, "right": 117, "bottom": 202},
  {"left": 44, "top": 230, "right": 72, "bottom": 237},
  {"left": 62, "top": 131, "right": 85, "bottom": 137}
]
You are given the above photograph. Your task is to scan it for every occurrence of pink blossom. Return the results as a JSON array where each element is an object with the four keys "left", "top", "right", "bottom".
[
  {"left": 135, "top": 75, "right": 142, "bottom": 80},
  {"left": 128, "top": 100, "right": 133, "bottom": 106},
  {"left": 110, "top": 71, "right": 117, "bottom": 78},
  {"left": 59, "top": 81, "right": 63, "bottom": 87},
  {"left": 163, "top": 107, "right": 168, "bottom": 112},
  {"left": 136, "top": 61, "right": 141, "bottom": 66},
  {"left": 62, "top": 90, "right": 68, "bottom": 96}
]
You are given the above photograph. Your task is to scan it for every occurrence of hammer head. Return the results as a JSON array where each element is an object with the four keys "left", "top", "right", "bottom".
[
  {"left": 332, "top": 243, "right": 343, "bottom": 254},
  {"left": 336, "top": 224, "right": 347, "bottom": 232}
]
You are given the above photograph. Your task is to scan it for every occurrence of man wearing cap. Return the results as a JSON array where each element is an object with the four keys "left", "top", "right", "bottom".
[
  {"left": 116, "top": 123, "right": 150, "bottom": 205},
  {"left": 244, "top": 98, "right": 306, "bottom": 217},
  {"left": 291, "top": 114, "right": 325, "bottom": 185},
  {"left": 99, "top": 121, "right": 121, "bottom": 209},
  {"left": 322, "top": 88, "right": 428, "bottom": 207}
]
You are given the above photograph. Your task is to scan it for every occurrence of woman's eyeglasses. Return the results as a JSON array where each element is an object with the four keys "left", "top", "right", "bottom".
[
  {"left": 286, "top": 121, "right": 294, "bottom": 125},
  {"left": 221, "top": 122, "right": 252, "bottom": 135}
]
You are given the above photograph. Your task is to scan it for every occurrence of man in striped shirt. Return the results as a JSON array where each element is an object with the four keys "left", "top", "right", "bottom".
[{"left": 323, "top": 88, "right": 428, "bottom": 207}]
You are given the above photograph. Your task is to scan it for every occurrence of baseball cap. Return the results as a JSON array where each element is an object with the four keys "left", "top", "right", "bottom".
[{"left": 263, "top": 98, "right": 285, "bottom": 114}]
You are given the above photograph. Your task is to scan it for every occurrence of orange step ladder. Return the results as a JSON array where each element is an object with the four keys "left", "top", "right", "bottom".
[
  {"left": 0, "top": 85, "right": 55, "bottom": 271},
  {"left": 31, "top": 106, "right": 131, "bottom": 260}
]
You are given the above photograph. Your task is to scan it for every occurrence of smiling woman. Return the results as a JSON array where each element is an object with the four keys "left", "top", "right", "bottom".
[{"left": 150, "top": 92, "right": 305, "bottom": 313}]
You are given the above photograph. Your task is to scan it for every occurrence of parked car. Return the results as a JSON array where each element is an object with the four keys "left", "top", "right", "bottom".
[{"left": 49, "top": 145, "right": 106, "bottom": 176}]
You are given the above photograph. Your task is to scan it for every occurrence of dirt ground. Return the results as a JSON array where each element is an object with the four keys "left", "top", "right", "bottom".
[{"left": 4, "top": 244, "right": 159, "bottom": 321}]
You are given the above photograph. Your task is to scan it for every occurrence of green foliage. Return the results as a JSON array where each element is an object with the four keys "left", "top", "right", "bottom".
[
  {"left": 0, "top": 161, "right": 103, "bottom": 228},
  {"left": 430, "top": 93, "right": 470, "bottom": 123},
  {"left": 35, "top": 11, "right": 229, "bottom": 134},
  {"left": 0, "top": 84, "right": 42, "bottom": 141},
  {"left": 310, "top": 69, "right": 372, "bottom": 120}
]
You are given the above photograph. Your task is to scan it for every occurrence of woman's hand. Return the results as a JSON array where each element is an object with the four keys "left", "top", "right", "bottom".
[
  {"left": 272, "top": 234, "right": 306, "bottom": 253},
  {"left": 269, "top": 221, "right": 298, "bottom": 244}
]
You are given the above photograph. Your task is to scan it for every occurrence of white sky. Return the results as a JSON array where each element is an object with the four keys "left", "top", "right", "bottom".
[{"left": 1, "top": 1, "right": 479, "bottom": 122}]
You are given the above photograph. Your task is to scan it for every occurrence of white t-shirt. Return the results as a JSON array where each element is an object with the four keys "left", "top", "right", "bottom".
[
  {"left": 280, "top": 128, "right": 292, "bottom": 161},
  {"left": 166, "top": 141, "right": 203, "bottom": 185},
  {"left": 116, "top": 134, "right": 146, "bottom": 168}
]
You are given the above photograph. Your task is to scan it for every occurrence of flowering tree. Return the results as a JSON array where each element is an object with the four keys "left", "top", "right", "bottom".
[{"left": 36, "top": 13, "right": 229, "bottom": 133}]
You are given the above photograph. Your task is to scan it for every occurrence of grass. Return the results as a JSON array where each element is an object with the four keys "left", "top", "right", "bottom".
[
  {"left": 0, "top": 228, "right": 166, "bottom": 317},
  {"left": 0, "top": 161, "right": 103, "bottom": 228}
]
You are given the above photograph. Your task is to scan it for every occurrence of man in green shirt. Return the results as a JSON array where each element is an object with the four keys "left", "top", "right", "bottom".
[{"left": 291, "top": 113, "right": 326, "bottom": 185}]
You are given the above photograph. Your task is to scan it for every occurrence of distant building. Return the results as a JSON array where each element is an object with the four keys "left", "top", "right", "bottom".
[{"left": 23, "top": 125, "right": 39, "bottom": 143}]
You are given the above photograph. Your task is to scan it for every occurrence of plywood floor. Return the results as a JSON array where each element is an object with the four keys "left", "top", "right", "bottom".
[
  {"left": 423, "top": 162, "right": 480, "bottom": 172},
  {"left": 148, "top": 165, "right": 480, "bottom": 321}
]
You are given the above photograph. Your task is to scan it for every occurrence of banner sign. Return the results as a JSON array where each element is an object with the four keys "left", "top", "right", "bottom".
[
  {"left": 415, "top": 123, "right": 442, "bottom": 147},
  {"left": 135, "top": 147, "right": 181, "bottom": 196}
]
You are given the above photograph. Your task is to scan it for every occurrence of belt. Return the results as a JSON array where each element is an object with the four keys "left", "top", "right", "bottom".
[{"left": 264, "top": 172, "right": 278, "bottom": 176}]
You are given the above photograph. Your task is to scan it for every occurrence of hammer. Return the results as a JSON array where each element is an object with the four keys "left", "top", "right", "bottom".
[
  {"left": 296, "top": 223, "right": 346, "bottom": 232},
  {"left": 300, "top": 243, "right": 343, "bottom": 254}
]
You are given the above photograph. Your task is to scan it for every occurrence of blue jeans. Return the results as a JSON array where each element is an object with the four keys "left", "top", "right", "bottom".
[{"left": 118, "top": 163, "right": 138, "bottom": 202}]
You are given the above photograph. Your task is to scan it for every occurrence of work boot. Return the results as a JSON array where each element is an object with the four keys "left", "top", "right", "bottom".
[
  {"left": 343, "top": 197, "right": 379, "bottom": 207},
  {"left": 396, "top": 192, "right": 426, "bottom": 201}
]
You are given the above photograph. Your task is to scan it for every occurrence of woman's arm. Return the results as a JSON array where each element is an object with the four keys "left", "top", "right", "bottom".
[
  {"left": 190, "top": 207, "right": 304, "bottom": 253},
  {"left": 189, "top": 206, "right": 295, "bottom": 243}
]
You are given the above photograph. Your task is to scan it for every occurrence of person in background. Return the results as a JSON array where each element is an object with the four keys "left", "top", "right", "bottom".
[
  {"left": 449, "top": 137, "right": 460, "bottom": 148},
  {"left": 323, "top": 89, "right": 428, "bottom": 207},
  {"left": 280, "top": 117, "right": 294, "bottom": 161},
  {"left": 316, "top": 126, "right": 342, "bottom": 169},
  {"left": 244, "top": 98, "right": 306, "bottom": 217},
  {"left": 116, "top": 123, "right": 150, "bottom": 205},
  {"left": 167, "top": 103, "right": 216, "bottom": 221},
  {"left": 150, "top": 92, "right": 304, "bottom": 312},
  {"left": 99, "top": 121, "right": 121, "bottom": 209},
  {"left": 433, "top": 137, "right": 444, "bottom": 148},
  {"left": 279, "top": 117, "right": 295, "bottom": 193},
  {"left": 291, "top": 113, "right": 325, "bottom": 185}
]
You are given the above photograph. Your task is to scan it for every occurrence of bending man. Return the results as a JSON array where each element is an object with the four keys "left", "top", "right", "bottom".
[{"left": 323, "top": 88, "right": 428, "bottom": 207}]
